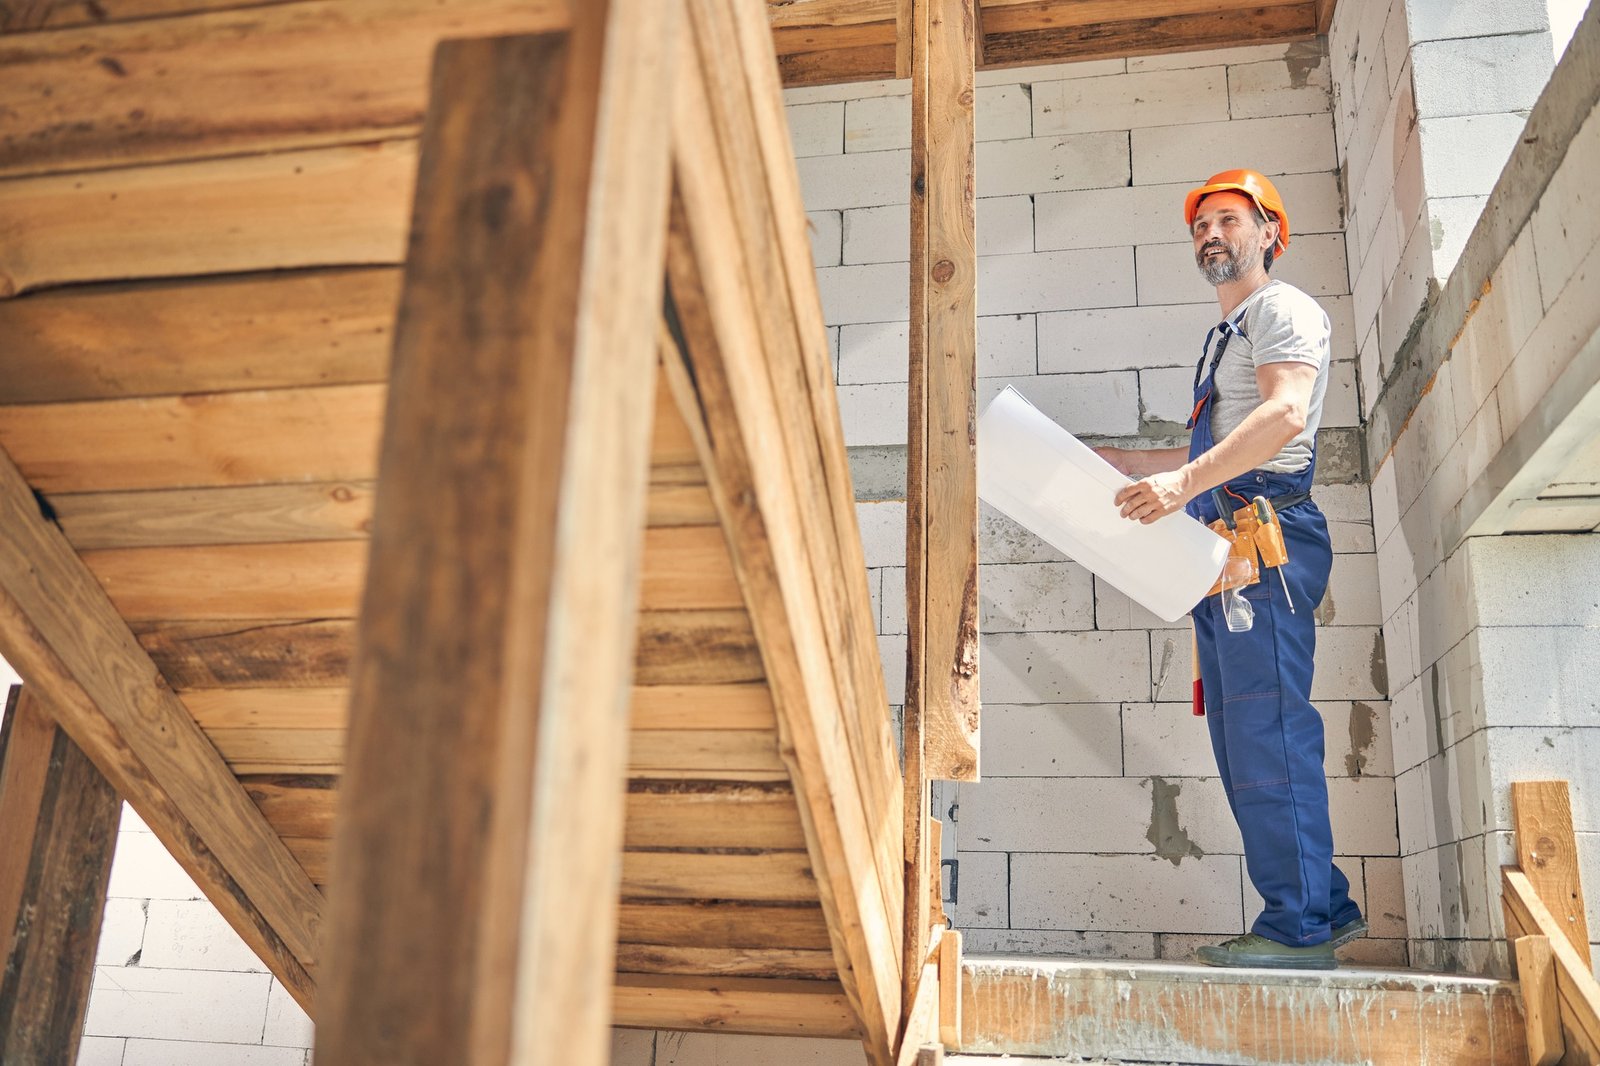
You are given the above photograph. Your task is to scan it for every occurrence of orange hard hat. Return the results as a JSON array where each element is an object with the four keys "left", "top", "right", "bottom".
[{"left": 1183, "top": 169, "right": 1290, "bottom": 256}]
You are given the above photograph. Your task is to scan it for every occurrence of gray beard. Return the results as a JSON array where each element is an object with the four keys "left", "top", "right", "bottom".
[
  {"left": 1197, "top": 243, "right": 1262, "bottom": 285},
  {"left": 1198, "top": 247, "right": 1241, "bottom": 285}
]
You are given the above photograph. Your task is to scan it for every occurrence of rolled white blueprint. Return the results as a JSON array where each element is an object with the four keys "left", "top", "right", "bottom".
[{"left": 977, "top": 386, "right": 1230, "bottom": 623}]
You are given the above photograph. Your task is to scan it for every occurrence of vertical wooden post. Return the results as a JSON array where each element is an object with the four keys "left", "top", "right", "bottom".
[
  {"left": 1512, "top": 934, "right": 1565, "bottom": 1066},
  {"left": 315, "top": 4, "right": 679, "bottom": 1064},
  {"left": 906, "top": 0, "right": 977, "bottom": 1023},
  {"left": 1512, "top": 781, "right": 1591, "bottom": 964},
  {"left": 0, "top": 687, "right": 121, "bottom": 1065}
]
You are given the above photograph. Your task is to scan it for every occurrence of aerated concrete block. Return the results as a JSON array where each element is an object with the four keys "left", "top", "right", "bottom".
[
  {"left": 949, "top": 850, "right": 1010, "bottom": 929},
  {"left": 1138, "top": 366, "right": 1194, "bottom": 427},
  {"left": 980, "top": 561, "right": 1096, "bottom": 633},
  {"left": 1037, "top": 303, "right": 1218, "bottom": 374},
  {"left": 836, "top": 382, "right": 906, "bottom": 446},
  {"left": 76, "top": 1038, "right": 126, "bottom": 1066},
  {"left": 1532, "top": 102, "right": 1600, "bottom": 308},
  {"left": 141, "top": 899, "right": 267, "bottom": 973},
  {"left": 1319, "top": 551, "right": 1383, "bottom": 627},
  {"left": 1121, "top": 704, "right": 1216, "bottom": 778},
  {"left": 982, "top": 630, "right": 1151, "bottom": 703},
  {"left": 96, "top": 899, "right": 148, "bottom": 967},
  {"left": 121, "top": 1042, "right": 306, "bottom": 1066},
  {"left": 1010, "top": 852, "right": 1245, "bottom": 933},
  {"left": 85, "top": 967, "right": 272, "bottom": 1044},
  {"left": 980, "top": 704, "right": 1123, "bottom": 777},
  {"left": 816, "top": 262, "right": 908, "bottom": 326},
  {"left": 979, "top": 371, "right": 1140, "bottom": 437},
  {"left": 1032, "top": 67, "right": 1228, "bottom": 136},
  {"left": 980, "top": 503, "right": 1067, "bottom": 564},
  {"left": 1410, "top": 33, "right": 1554, "bottom": 119},
  {"left": 262, "top": 979, "right": 313, "bottom": 1048},
  {"left": 805, "top": 210, "right": 841, "bottom": 268},
  {"left": 843, "top": 93, "right": 907, "bottom": 153},
  {"left": 960, "top": 928, "right": 1157, "bottom": 958},
  {"left": 1131, "top": 113, "right": 1338, "bottom": 185},
  {"left": 795, "top": 149, "right": 909, "bottom": 212},
  {"left": 786, "top": 100, "right": 844, "bottom": 158},
  {"left": 1228, "top": 51, "right": 1333, "bottom": 122},
  {"left": 979, "top": 248, "right": 1137, "bottom": 315},
  {"left": 854, "top": 501, "right": 905, "bottom": 571},
  {"left": 977, "top": 131, "right": 1130, "bottom": 197}
]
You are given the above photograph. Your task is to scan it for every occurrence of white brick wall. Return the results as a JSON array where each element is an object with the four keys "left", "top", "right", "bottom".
[{"left": 79, "top": 804, "right": 316, "bottom": 1065}]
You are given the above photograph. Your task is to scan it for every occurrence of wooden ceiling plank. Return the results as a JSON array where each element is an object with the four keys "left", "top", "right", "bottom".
[
  {"left": 613, "top": 973, "right": 861, "bottom": 1039},
  {"left": 617, "top": 900, "right": 832, "bottom": 950},
  {"left": 313, "top": 4, "right": 678, "bottom": 1062},
  {"left": 615, "top": 944, "right": 838, "bottom": 981},
  {"left": 0, "top": 269, "right": 398, "bottom": 405},
  {"left": 77, "top": 525, "right": 741, "bottom": 621},
  {"left": 979, "top": 4, "right": 1318, "bottom": 69},
  {"left": 51, "top": 482, "right": 377, "bottom": 551},
  {"left": 0, "top": 0, "right": 571, "bottom": 178},
  {"left": 0, "top": 445, "right": 323, "bottom": 1004}
]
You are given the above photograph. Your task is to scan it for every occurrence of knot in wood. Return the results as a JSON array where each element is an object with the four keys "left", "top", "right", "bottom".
[{"left": 932, "top": 260, "right": 956, "bottom": 283}]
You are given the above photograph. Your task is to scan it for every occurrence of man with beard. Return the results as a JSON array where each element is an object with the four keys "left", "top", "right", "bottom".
[{"left": 1095, "top": 170, "right": 1365, "bottom": 970}]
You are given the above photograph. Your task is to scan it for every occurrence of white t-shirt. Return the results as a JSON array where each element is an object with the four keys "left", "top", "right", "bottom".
[{"left": 1207, "top": 279, "right": 1331, "bottom": 474}]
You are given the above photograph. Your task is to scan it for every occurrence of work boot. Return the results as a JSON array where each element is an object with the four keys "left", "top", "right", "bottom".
[
  {"left": 1195, "top": 933, "right": 1337, "bottom": 970},
  {"left": 1330, "top": 915, "right": 1368, "bottom": 949}
]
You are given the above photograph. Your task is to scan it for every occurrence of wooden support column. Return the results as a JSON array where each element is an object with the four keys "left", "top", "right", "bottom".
[
  {"left": 905, "top": 0, "right": 977, "bottom": 1028},
  {"left": 314, "top": 4, "right": 678, "bottom": 1064},
  {"left": 0, "top": 687, "right": 121, "bottom": 1066}
]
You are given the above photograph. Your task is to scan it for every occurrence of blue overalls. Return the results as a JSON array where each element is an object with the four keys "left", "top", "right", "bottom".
[{"left": 1184, "top": 311, "right": 1362, "bottom": 947}]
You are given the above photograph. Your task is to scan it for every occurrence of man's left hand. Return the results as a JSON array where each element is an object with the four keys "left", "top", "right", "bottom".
[{"left": 1114, "top": 470, "right": 1194, "bottom": 524}]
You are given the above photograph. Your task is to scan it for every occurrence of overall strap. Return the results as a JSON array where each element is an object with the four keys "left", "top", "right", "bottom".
[{"left": 1191, "top": 305, "right": 1251, "bottom": 393}]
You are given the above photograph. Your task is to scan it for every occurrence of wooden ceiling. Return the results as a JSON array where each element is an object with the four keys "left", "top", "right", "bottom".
[{"left": 772, "top": 0, "right": 1339, "bottom": 86}]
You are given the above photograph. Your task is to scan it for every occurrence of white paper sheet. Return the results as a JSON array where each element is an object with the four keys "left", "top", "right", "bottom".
[{"left": 977, "top": 386, "right": 1229, "bottom": 622}]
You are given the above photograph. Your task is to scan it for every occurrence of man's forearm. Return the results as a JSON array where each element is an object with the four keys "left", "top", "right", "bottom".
[{"left": 1114, "top": 446, "right": 1189, "bottom": 477}]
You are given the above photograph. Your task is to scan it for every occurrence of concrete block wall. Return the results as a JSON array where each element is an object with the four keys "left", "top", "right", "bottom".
[
  {"left": 1329, "top": 0, "right": 1555, "bottom": 420},
  {"left": 1370, "top": 59, "right": 1600, "bottom": 975},
  {"left": 792, "top": 45, "right": 1404, "bottom": 970},
  {"left": 77, "top": 805, "right": 315, "bottom": 1066}
]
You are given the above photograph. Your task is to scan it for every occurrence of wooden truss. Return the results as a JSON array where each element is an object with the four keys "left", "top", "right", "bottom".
[{"left": 0, "top": 0, "right": 983, "bottom": 1063}]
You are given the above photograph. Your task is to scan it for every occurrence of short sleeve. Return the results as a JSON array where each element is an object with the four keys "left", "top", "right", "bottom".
[{"left": 1245, "top": 287, "right": 1330, "bottom": 370}]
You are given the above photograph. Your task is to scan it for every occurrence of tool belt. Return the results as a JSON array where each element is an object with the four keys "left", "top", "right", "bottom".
[{"left": 1203, "top": 490, "right": 1300, "bottom": 597}]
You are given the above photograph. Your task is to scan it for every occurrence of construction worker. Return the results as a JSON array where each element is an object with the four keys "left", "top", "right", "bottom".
[{"left": 1095, "top": 170, "right": 1365, "bottom": 970}]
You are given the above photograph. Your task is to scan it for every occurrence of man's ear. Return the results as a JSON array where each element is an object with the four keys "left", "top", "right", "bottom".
[{"left": 1263, "top": 219, "right": 1281, "bottom": 251}]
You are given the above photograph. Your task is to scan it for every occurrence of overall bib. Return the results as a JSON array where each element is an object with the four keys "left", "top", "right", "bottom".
[{"left": 1184, "top": 312, "right": 1362, "bottom": 947}]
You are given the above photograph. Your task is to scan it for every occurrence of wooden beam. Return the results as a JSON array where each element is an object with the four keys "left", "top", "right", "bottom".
[
  {"left": 1315, "top": 0, "right": 1338, "bottom": 34},
  {"left": 667, "top": 1, "right": 905, "bottom": 1059},
  {"left": 0, "top": 444, "right": 320, "bottom": 1006},
  {"left": 1503, "top": 869, "right": 1600, "bottom": 1065},
  {"left": 937, "top": 928, "right": 962, "bottom": 1050},
  {"left": 895, "top": 926, "right": 942, "bottom": 1066},
  {"left": 313, "top": 3, "right": 679, "bottom": 1063},
  {"left": 907, "top": 0, "right": 979, "bottom": 785},
  {"left": 1512, "top": 935, "right": 1564, "bottom": 1066},
  {"left": 0, "top": 688, "right": 119, "bottom": 1066},
  {"left": 1512, "top": 780, "right": 1591, "bottom": 965},
  {"left": 905, "top": 0, "right": 977, "bottom": 1030}
]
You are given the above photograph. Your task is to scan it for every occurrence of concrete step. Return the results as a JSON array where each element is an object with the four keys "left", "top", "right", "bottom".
[{"left": 960, "top": 956, "right": 1529, "bottom": 1066}]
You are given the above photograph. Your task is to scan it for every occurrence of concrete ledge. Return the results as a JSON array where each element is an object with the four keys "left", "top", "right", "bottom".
[{"left": 961, "top": 956, "right": 1527, "bottom": 1065}]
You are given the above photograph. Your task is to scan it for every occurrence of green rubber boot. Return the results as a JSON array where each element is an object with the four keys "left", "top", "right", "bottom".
[
  {"left": 1330, "top": 915, "right": 1369, "bottom": 948},
  {"left": 1195, "top": 933, "right": 1337, "bottom": 970}
]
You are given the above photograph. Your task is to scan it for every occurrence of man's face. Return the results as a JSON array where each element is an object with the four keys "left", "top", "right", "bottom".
[{"left": 1191, "top": 191, "right": 1275, "bottom": 285}]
